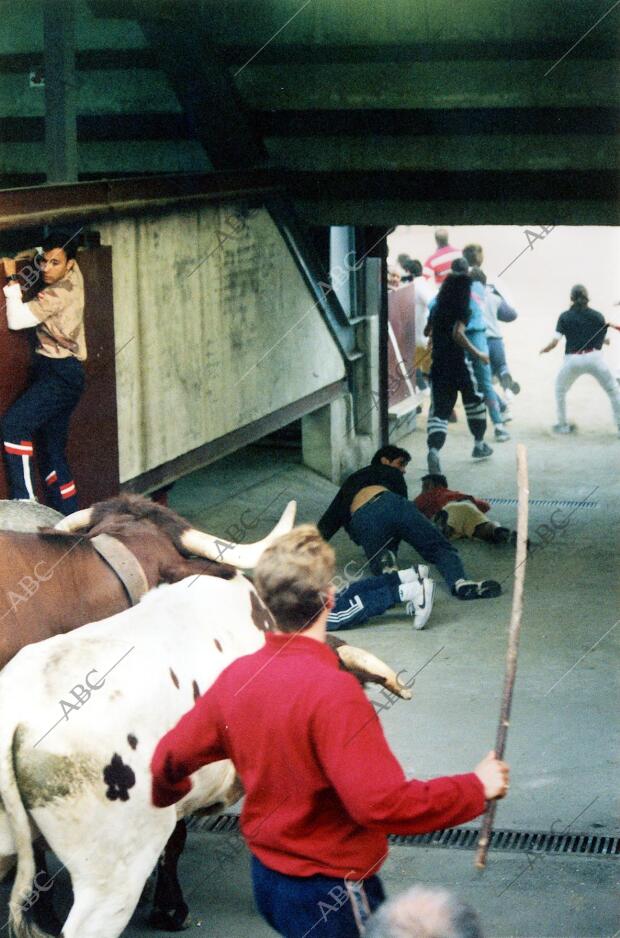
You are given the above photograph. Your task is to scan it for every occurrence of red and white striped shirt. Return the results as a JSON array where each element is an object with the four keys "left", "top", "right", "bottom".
[{"left": 423, "top": 245, "right": 462, "bottom": 285}]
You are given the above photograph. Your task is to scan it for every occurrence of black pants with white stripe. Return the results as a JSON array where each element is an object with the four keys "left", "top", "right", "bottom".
[
  {"left": 2, "top": 355, "right": 84, "bottom": 514},
  {"left": 428, "top": 361, "right": 486, "bottom": 451},
  {"left": 326, "top": 572, "right": 401, "bottom": 631}
]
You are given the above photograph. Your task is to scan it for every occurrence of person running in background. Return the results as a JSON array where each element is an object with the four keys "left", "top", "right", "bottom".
[
  {"left": 423, "top": 229, "right": 462, "bottom": 286},
  {"left": 327, "top": 564, "right": 435, "bottom": 631},
  {"left": 318, "top": 444, "right": 501, "bottom": 600},
  {"left": 397, "top": 253, "right": 415, "bottom": 282},
  {"left": 425, "top": 272, "right": 494, "bottom": 472},
  {"left": 414, "top": 474, "right": 517, "bottom": 545},
  {"left": 399, "top": 257, "right": 435, "bottom": 394},
  {"left": 463, "top": 243, "right": 520, "bottom": 397},
  {"left": 483, "top": 279, "right": 520, "bottom": 399},
  {"left": 467, "top": 268, "right": 510, "bottom": 442},
  {"left": 540, "top": 284, "right": 620, "bottom": 436}
]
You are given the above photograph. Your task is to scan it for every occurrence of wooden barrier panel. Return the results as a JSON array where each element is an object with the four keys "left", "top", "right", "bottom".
[
  {"left": 0, "top": 247, "right": 119, "bottom": 506},
  {"left": 387, "top": 281, "right": 416, "bottom": 408}
]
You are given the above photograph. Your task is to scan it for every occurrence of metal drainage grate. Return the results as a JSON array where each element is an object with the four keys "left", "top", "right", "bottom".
[
  {"left": 189, "top": 814, "right": 619, "bottom": 857},
  {"left": 484, "top": 497, "right": 598, "bottom": 509}
]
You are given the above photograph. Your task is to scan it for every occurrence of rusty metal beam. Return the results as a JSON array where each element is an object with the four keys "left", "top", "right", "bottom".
[{"left": 0, "top": 171, "right": 283, "bottom": 230}]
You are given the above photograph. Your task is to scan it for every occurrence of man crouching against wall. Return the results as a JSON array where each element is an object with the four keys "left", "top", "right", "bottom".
[{"left": 151, "top": 526, "right": 509, "bottom": 938}]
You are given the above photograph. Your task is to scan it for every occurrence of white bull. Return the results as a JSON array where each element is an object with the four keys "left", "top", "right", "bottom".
[{"left": 0, "top": 573, "right": 409, "bottom": 938}]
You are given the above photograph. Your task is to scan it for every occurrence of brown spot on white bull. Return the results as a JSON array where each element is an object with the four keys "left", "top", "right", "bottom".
[
  {"left": 250, "top": 591, "right": 275, "bottom": 632},
  {"left": 169, "top": 668, "right": 180, "bottom": 689},
  {"left": 213, "top": 639, "right": 223, "bottom": 652},
  {"left": 192, "top": 680, "right": 201, "bottom": 702}
]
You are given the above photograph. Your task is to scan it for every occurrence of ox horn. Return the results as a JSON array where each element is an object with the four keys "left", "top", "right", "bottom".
[
  {"left": 335, "top": 644, "right": 413, "bottom": 700},
  {"left": 54, "top": 507, "right": 93, "bottom": 532},
  {"left": 180, "top": 500, "right": 297, "bottom": 569}
]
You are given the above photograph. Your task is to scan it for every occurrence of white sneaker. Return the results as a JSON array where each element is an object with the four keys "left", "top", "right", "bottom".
[
  {"left": 398, "top": 564, "right": 430, "bottom": 584},
  {"left": 405, "top": 578, "right": 436, "bottom": 630}
]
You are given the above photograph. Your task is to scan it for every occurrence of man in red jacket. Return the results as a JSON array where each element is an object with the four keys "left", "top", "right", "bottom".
[
  {"left": 151, "top": 526, "right": 509, "bottom": 938},
  {"left": 414, "top": 473, "right": 516, "bottom": 545}
]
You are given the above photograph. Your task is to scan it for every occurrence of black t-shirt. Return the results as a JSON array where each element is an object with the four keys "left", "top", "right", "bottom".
[
  {"left": 429, "top": 301, "right": 471, "bottom": 374},
  {"left": 556, "top": 307, "right": 607, "bottom": 354},
  {"left": 317, "top": 464, "right": 408, "bottom": 540}
]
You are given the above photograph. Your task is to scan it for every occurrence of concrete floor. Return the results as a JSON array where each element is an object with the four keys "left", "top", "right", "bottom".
[{"left": 1, "top": 384, "right": 618, "bottom": 937}]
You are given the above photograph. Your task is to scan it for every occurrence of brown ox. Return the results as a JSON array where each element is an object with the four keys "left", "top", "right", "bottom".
[{"left": 0, "top": 495, "right": 410, "bottom": 933}]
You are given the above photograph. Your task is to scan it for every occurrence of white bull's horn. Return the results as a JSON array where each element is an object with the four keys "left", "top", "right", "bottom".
[
  {"left": 54, "top": 507, "right": 93, "bottom": 532},
  {"left": 335, "top": 644, "right": 413, "bottom": 700},
  {"left": 180, "top": 500, "right": 297, "bottom": 569}
]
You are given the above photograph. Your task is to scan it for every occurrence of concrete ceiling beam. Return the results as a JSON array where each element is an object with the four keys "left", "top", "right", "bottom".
[
  {"left": 263, "top": 134, "right": 619, "bottom": 173},
  {"left": 235, "top": 60, "right": 619, "bottom": 110}
]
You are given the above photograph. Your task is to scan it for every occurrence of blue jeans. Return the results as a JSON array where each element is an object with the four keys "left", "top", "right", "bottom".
[
  {"left": 347, "top": 492, "right": 465, "bottom": 589},
  {"left": 327, "top": 572, "right": 400, "bottom": 631},
  {"left": 488, "top": 336, "right": 509, "bottom": 380},
  {"left": 466, "top": 330, "right": 504, "bottom": 426},
  {"left": 252, "top": 855, "right": 385, "bottom": 938},
  {"left": 2, "top": 355, "right": 85, "bottom": 513}
]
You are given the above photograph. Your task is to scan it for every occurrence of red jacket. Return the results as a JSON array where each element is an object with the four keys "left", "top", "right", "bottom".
[
  {"left": 151, "top": 633, "right": 485, "bottom": 880},
  {"left": 414, "top": 487, "right": 491, "bottom": 519}
]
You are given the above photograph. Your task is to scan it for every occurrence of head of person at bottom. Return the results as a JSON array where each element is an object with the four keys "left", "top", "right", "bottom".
[
  {"left": 365, "top": 885, "right": 484, "bottom": 938},
  {"left": 36, "top": 228, "right": 79, "bottom": 286},
  {"left": 570, "top": 284, "right": 589, "bottom": 310},
  {"left": 420, "top": 473, "right": 449, "bottom": 493},
  {"left": 253, "top": 525, "right": 335, "bottom": 635},
  {"left": 371, "top": 445, "right": 411, "bottom": 473}
]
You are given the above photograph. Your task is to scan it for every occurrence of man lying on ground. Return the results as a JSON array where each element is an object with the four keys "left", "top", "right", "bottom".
[
  {"left": 328, "top": 564, "right": 434, "bottom": 631},
  {"left": 414, "top": 473, "right": 516, "bottom": 544},
  {"left": 317, "top": 445, "right": 501, "bottom": 600}
]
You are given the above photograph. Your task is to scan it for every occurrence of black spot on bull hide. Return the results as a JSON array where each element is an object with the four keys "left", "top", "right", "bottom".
[
  {"left": 192, "top": 679, "right": 201, "bottom": 702},
  {"left": 103, "top": 753, "right": 136, "bottom": 801},
  {"left": 250, "top": 591, "right": 275, "bottom": 632},
  {"left": 169, "top": 667, "right": 180, "bottom": 688},
  {"left": 127, "top": 734, "right": 138, "bottom": 750}
]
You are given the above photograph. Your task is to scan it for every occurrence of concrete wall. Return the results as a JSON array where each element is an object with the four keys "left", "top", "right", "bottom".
[{"left": 97, "top": 203, "right": 345, "bottom": 483}]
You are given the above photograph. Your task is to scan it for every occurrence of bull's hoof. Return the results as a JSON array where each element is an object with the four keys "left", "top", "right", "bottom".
[{"left": 148, "top": 904, "right": 191, "bottom": 932}]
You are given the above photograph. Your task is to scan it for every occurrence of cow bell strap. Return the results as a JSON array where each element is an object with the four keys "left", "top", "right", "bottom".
[{"left": 90, "top": 533, "right": 150, "bottom": 606}]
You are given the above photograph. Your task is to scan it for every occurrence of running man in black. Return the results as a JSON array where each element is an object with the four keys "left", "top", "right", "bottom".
[
  {"left": 426, "top": 272, "right": 492, "bottom": 474},
  {"left": 540, "top": 284, "right": 620, "bottom": 436}
]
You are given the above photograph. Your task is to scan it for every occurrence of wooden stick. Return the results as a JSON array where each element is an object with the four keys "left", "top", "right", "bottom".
[{"left": 475, "top": 444, "right": 529, "bottom": 870}]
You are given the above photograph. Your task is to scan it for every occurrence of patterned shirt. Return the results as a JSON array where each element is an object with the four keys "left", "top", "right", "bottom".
[
  {"left": 423, "top": 245, "right": 462, "bottom": 285},
  {"left": 27, "top": 262, "right": 87, "bottom": 361}
]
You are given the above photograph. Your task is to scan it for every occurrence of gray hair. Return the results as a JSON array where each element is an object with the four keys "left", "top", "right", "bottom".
[{"left": 365, "top": 886, "right": 483, "bottom": 938}]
